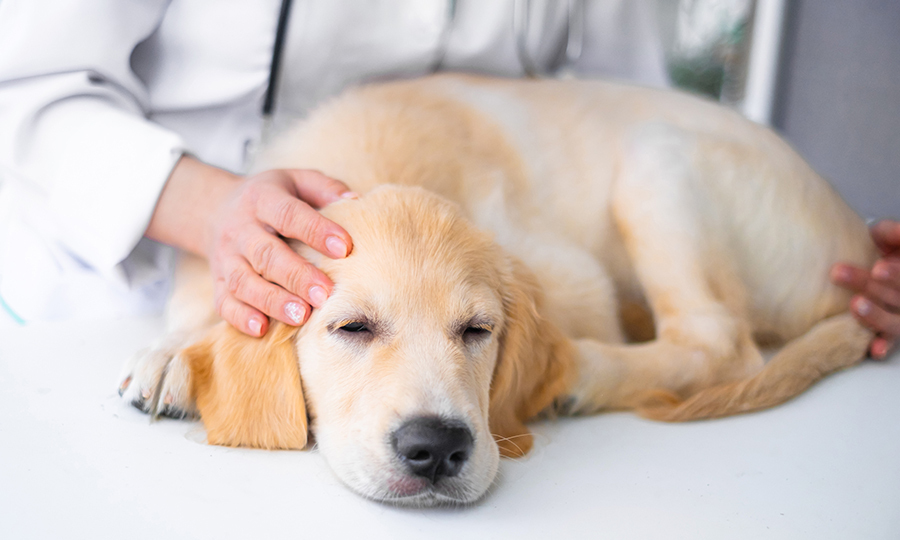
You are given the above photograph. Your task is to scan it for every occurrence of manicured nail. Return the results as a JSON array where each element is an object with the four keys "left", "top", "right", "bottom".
[
  {"left": 248, "top": 317, "right": 263, "bottom": 336},
  {"left": 326, "top": 236, "right": 348, "bottom": 258},
  {"left": 873, "top": 263, "right": 890, "bottom": 280},
  {"left": 855, "top": 298, "right": 871, "bottom": 316},
  {"left": 285, "top": 302, "right": 306, "bottom": 324},
  {"left": 309, "top": 285, "right": 328, "bottom": 307},
  {"left": 341, "top": 191, "right": 360, "bottom": 199}
]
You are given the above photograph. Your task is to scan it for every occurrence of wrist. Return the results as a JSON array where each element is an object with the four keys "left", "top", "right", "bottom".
[{"left": 145, "top": 155, "right": 241, "bottom": 257}]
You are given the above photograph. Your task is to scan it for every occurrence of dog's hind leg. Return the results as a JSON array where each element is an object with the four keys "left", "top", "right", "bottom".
[
  {"left": 635, "top": 313, "right": 872, "bottom": 421},
  {"left": 562, "top": 124, "right": 766, "bottom": 414},
  {"left": 562, "top": 327, "right": 764, "bottom": 415}
]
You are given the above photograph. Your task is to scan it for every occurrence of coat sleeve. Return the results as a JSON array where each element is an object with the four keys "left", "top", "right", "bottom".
[
  {"left": 0, "top": 0, "right": 188, "bottom": 320},
  {"left": 0, "top": 0, "right": 185, "bottom": 272}
]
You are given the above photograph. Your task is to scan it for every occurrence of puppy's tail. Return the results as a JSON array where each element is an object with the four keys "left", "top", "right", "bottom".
[{"left": 637, "top": 313, "right": 872, "bottom": 422}]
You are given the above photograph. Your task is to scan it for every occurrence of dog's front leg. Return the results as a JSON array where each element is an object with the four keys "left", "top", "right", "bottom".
[{"left": 119, "top": 254, "right": 218, "bottom": 419}]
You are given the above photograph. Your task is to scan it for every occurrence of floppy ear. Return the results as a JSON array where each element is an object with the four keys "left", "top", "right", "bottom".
[
  {"left": 489, "top": 257, "right": 574, "bottom": 458},
  {"left": 181, "top": 321, "right": 308, "bottom": 450}
]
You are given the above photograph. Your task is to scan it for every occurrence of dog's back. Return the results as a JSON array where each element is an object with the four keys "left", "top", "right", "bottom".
[{"left": 259, "top": 74, "right": 874, "bottom": 344}]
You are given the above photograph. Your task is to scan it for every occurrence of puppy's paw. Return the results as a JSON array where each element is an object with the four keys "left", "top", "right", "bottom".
[{"left": 119, "top": 344, "right": 197, "bottom": 420}]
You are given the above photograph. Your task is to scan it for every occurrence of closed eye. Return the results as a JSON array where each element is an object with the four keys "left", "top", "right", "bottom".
[
  {"left": 338, "top": 321, "right": 369, "bottom": 333},
  {"left": 462, "top": 323, "right": 493, "bottom": 343},
  {"left": 329, "top": 318, "right": 377, "bottom": 344}
]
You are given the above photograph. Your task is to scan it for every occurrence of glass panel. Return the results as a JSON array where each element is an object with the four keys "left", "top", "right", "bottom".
[{"left": 657, "top": 0, "right": 755, "bottom": 105}]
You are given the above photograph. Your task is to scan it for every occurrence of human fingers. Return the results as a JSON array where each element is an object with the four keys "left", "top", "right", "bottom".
[
  {"left": 865, "top": 258, "right": 900, "bottom": 352},
  {"left": 832, "top": 259, "right": 900, "bottom": 311},
  {"left": 871, "top": 258, "right": 900, "bottom": 294},
  {"left": 254, "top": 182, "right": 352, "bottom": 260},
  {"left": 284, "top": 169, "right": 358, "bottom": 208},
  {"left": 832, "top": 260, "right": 900, "bottom": 358},
  {"left": 830, "top": 262, "right": 870, "bottom": 293},
  {"left": 869, "top": 336, "right": 896, "bottom": 360},
  {"left": 242, "top": 231, "right": 334, "bottom": 308},
  {"left": 222, "top": 253, "right": 312, "bottom": 326},
  {"left": 860, "top": 277, "right": 900, "bottom": 313},
  {"left": 214, "top": 280, "right": 268, "bottom": 338},
  {"left": 851, "top": 295, "right": 900, "bottom": 342},
  {"left": 869, "top": 220, "right": 900, "bottom": 255}
]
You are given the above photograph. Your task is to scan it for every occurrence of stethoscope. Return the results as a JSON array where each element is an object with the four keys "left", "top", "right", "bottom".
[{"left": 262, "top": 0, "right": 585, "bottom": 116}]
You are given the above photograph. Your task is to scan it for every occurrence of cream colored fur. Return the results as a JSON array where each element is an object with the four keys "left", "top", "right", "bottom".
[{"left": 120, "top": 74, "right": 875, "bottom": 506}]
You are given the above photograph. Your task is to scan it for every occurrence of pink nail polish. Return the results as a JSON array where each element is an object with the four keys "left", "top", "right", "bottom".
[
  {"left": 248, "top": 317, "right": 263, "bottom": 335},
  {"left": 285, "top": 302, "right": 306, "bottom": 324},
  {"left": 341, "top": 191, "right": 360, "bottom": 199},
  {"left": 309, "top": 285, "right": 328, "bottom": 307},
  {"left": 326, "top": 236, "right": 348, "bottom": 258},
  {"left": 855, "top": 298, "right": 871, "bottom": 316},
  {"left": 873, "top": 263, "right": 890, "bottom": 280}
]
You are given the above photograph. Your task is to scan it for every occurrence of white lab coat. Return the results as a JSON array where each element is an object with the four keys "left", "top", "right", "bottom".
[{"left": 0, "top": 0, "right": 668, "bottom": 323}]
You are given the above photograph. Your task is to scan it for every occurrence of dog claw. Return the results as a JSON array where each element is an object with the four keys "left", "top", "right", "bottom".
[
  {"left": 118, "top": 376, "right": 132, "bottom": 397},
  {"left": 147, "top": 365, "right": 170, "bottom": 423},
  {"left": 121, "top": 343, "right": 196, "bottom": 421}
]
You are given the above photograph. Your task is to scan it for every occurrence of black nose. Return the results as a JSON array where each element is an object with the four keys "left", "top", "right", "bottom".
[{"left": 391, "top": 417, "right": 474, "bottom": 484}]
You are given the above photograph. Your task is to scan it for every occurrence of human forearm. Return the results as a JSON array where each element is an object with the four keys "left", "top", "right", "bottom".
[{"left": 145, "top": 154, "right": 241, "bottom": 257}]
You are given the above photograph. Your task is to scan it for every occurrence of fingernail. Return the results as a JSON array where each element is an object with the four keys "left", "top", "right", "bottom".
[
  {"left": 326, "top": 236, "right": 348, "bottom": 258},
  {"left": 873, "top": 263, "right": 890, "bottom": 280},
  {"left": 341, "top": 191, "right": 360, "bottom": 199},
  {"left": 309, "top": 285, "right": 328, "bottom": 307},
  {"left": 855, "top": 298, "right": 871, "bottom": 316},
  {"left": 248, "top": 317, "right": 263, "bottom": 336},
  {"left": 285, "top": 302, "right": 306, "bottom": 324},
  {"left": 833, "top": 266, "right": 851, "bottom": 282}
]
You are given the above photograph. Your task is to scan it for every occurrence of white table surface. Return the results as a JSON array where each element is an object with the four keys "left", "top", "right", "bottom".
[{"left": 1, "top": 314, "right": 898, "bottom": 540}]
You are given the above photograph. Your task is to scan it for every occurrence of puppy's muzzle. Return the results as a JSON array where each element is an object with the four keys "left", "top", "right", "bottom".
[{"left": 391, "top": 417, "right": 473, "bottom": 484}]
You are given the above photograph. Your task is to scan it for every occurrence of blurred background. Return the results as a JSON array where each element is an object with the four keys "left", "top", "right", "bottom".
[
  {"left": 655, "top": 0, "right": 899, "bottom": 221},
  {"left": 0, "top": 0, "right": 896, "bottom": 222}
]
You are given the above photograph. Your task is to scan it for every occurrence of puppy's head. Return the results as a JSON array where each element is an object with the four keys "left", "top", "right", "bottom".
[{"left": 185, "top": 186, "right": 572, "bottom": 506}]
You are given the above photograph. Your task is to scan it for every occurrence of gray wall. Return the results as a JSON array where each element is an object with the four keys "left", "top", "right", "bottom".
[{"left": 774, "top": 0, "right": 900, "bottom": 220}]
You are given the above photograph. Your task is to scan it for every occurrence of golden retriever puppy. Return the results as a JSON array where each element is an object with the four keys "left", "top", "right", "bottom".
[{"left": 119, "top": 74, "right": 875, "bottom": 506}]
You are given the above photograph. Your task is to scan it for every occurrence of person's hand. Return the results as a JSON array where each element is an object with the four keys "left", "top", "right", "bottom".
[
  {"left": 146, "top": 156, "right": 355, "bottom": 337},
  {"left": 831, "top": 220, "right": 900, "bottom": 359},
  {"left": 206, "top": 168, "right": 355, "bottom": 337}
]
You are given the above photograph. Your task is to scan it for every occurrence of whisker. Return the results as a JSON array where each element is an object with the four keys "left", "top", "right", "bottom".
[
  {"left": 492, "top": 433, "right": 532, "bottom": 442},
  {"left": 491, "top": 432, "right": 527, "bottom": 459}
]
